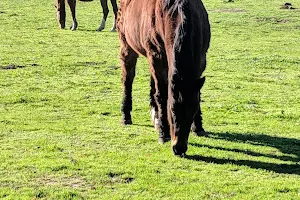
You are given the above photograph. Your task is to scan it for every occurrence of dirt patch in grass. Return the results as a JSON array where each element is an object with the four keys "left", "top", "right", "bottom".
[
  {"left": 276, "top": 19, "right": 290, "bottom": 23},
  {"left": 255, "top": 17, "right": 290, "bottom": 24},
  {"left": 36, "top": 175, "right": 93, "bottom": 190},
  {"left": 107, "top": 172, "right": 135, "bottom": 184}
]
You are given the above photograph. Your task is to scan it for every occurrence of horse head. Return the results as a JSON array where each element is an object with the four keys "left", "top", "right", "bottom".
[{"left": 170, "top": 76, "right": 206, "bottom": 156}]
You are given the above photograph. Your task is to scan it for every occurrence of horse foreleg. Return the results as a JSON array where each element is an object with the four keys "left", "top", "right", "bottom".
[
  {"left": 148, "top": 55, "right": 170, "bottom": 144},
  {"left": 67, "top": 0, "right": 78, "bottom": 31},
  {"left": 97, "top": 0, "right": 109, "bottom": 31},
  {"left": 120, "top": 42, "right": 138, "bottom": 125},
  {"left": 56, "top": 0, "right": 66, "bottom": 29}
]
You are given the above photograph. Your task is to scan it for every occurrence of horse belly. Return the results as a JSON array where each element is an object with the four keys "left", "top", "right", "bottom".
[
  {"left": 124, "top": 28, "right": 147, "bottom": 56},
  {"left": 122, "top": 2, "right": 155, "bottom": 57}
]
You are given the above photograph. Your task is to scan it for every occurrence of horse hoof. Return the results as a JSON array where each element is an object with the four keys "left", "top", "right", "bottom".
[
  {"left": 110, "top": 28, "right": 116, "bottom": 32},
  {"left": 70, "top": 26, "right": 77, "bottom": 31},
  {"left": 96, "top": 27, "right": 104, "bottom": 32},
  {"left": 70, "top": 21, "right": 78, "bottom": 31},
  {"left": 59, "top": 24, "right": 65, "bottom": 29},
  {"left": 176, "top": 153, "right": 186, "bottom": 158},
  {"left": 97, "top": 19, "right": 106, "bottom": 31},
  {"left": 158, "top": 136, "right": 170, "bottom": 144},
  {"left": 193, "top": 130, "right": 208, "bottom": 137},
  {"left": 121, "top": 119, "right": 132, "bottom": 125},
  {"left": 158, "top": 137, "right": 165, "bottom": 144}
]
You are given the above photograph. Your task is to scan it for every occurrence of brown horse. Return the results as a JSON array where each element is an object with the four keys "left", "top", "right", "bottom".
[
  {"left": 117, "top": 0, "right": 211, "bottom": 156},
  {"left": 97, "top": 0, "right": 118, "bottom": 32},
  {"left": 56, "top": 0, "right": 78, "bottom": 31}
]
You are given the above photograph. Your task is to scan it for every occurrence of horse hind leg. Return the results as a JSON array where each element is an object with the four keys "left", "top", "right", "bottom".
[
  {"left": 191, "top": 106, "right": 207, "bottom": 136},
  {"left": 120, "top": 42, "right": 138, "bottom": 125},
  {"left": 67, "top": 0, "right": 78, "bottom": 31},
  {"left": 150, "top": 76, "right": 159, "bottom": 130},
  {"left": 192, "top": 57, "right": 207, "bottom": 137},
  {"left": 97, "top": 0, "right": 109, "bottom": 31},
  {"left": 56, "top": 0, "right": 66, "bottom": 29},
  {"left": 110, "top": 0, "right": 118, "bottom": 32}
]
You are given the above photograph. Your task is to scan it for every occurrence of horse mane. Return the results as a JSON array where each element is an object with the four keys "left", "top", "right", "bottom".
[
  {"left": 162, "top": 0, "right": 187, "bottom": 52},
  {"left": 163, "top": 0, "right": 186, "bottom": 13},
  {"left": 162, "top": 0, "right": 188, "bottom": 82}
]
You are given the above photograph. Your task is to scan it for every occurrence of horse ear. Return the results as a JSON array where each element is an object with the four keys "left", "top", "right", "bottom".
[{"left": 196, "top": 76, "right": 206, "bottom": 91}]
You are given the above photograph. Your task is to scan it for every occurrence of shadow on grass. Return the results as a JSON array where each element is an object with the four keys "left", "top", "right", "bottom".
[
  {"left": 75, "top": 29, "right": 98, "bottom": 32},
  {"left": 76, "top": 29, "right": 116, "bottom": 33},
  {"left": 186, "top": 132, "right": 300, "bottom": 175},
  {"left": 132, "top": 124, "right": 154, "bottom": 128}
]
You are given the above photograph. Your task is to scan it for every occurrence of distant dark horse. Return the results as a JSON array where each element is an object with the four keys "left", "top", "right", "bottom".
[
  {"left": 56, "top": 0, "right": 77, "bottom": 31},
  {"left": 117, "top": 0, "right": 211, "bottom": 156},
  {"left": 55, "top": 0, "right": 118, "bottom": 31},
  {"left": 97, "top": 0, "right": 118, "bottom": 32}
]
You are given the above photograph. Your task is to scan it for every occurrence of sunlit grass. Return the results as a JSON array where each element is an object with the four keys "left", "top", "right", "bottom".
[{"left": 0, "top": 0, "right": 299, "bottom": 199}]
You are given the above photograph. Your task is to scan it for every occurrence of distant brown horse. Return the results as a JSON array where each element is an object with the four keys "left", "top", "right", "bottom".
[
  {"left": 56, "top": 0, "right": 78, "bottom": 30},
  {"left": 55, "top": 0, "right": 118, "bottom": 31},
  {"left": 117, "top": 0, "right": 211, "bottom": 156}
]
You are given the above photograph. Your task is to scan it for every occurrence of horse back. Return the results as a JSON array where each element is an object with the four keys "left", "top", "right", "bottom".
[{"left": 118, "top": 0, "right": 210, "bottom": 77}]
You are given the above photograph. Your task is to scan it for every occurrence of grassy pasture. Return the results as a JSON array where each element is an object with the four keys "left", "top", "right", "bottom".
[{"left": 0, "top": 0, "right": 300, "bottom": 199}]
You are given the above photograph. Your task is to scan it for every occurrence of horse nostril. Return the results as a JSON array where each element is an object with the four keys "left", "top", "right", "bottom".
[{"left": 172, "top": 145, "right": 187, "bottom": 157}]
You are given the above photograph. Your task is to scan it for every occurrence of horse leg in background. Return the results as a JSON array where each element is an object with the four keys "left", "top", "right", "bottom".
[
  {"left": 110, "top": 0, "right": 118, "bottom": 32},
  {"left": 191, "top": 106, "right": 207, "bottom": 136},
  {"left": 150, "top": 76, "right": 159, "bottom": 130},
  {"left": 97, "top": 0, "right": 109, "bottom": 31},
  {"left": 67, "top": 0, "right": 78, "bottom": 31},
  {"left": 191, "top": 58, "right": 207, "bottom": 136},
  {"left": 120, "top": 40, "right": 138, "bottom": 125},
  {"left": 148, "top": 54, "right": 170, "bottom": 144},
  {"left": 56, "top": 0, "right": 66, "bottom": 29}
]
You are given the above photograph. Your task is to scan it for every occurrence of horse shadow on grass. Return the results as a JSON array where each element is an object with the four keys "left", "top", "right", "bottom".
[{"left": 186, "top": 132, "right": 300, "bottom": 175}]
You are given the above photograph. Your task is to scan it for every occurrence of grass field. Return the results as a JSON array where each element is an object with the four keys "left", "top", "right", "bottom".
[{"left": 0, "top": 0, "right": 300, "bottom": 199}]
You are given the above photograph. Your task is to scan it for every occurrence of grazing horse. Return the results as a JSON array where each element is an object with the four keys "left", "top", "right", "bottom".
[
  {"left": 56, "top": 0, "right": 78, "bottom": 31},
  {"left": 117, "top": 0, "right": 211, "bottom": 156},
  {"left": 97, "top": 0, "right": 118, "bottom": 32}
]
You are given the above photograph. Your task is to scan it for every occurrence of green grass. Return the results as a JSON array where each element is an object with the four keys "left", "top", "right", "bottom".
[{"left": 0, "top": 0, "right": 300, "bottom": 199}]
